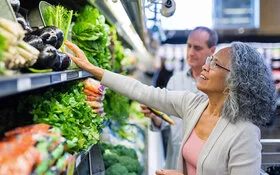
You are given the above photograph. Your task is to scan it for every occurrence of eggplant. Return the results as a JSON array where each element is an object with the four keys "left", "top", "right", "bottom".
[
  {"left": 30, "top": 26, "right": 64, "bottom": 49},
  {"left": 51, "top": 57, "right": 62, "bottom": 71},
  {"left": 60, "top": 53, "right": 71, "bottom": 70},
  {"left": 32, "top": 44, "right": 58, "bottom": 69},
  {"left": 16, "top": 13, "right": 32, "bottom": 33},
  {"left": 52, "top": 51, "right": 71, "bottom": 71},
  {"left": 9, "top": 0, "right": 20, "bottom": 13},
  {"left": 23, "top": 34, "right": 44, "bottom": 51},
  {"left": 52, "top": 27, "right": 64, "bottom": 49}
]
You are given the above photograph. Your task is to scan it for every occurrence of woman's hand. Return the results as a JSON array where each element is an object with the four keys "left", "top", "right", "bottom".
[
  {"left": 155, "top": 169, "right": 183, "bottom": 175},
  {"left": 64, "top": 41, "right": 104, "bottom": 80},
  {"left": 64, "top": 41, "right": 92, "bottom": 71},
  {"left": 140, "top": 104, "right": 156, "bottom": 118},
  {"left": 140, "top": 104, "right": 163, "bottom": 128}
]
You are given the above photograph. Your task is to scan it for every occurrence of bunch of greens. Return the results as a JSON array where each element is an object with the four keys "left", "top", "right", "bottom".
[
  {"left": 109, "top": 26, "right": 125, "bottom": 72},
  {"left": 43, "top": 5, "right": 74, "bottom": 52},
  {"left": 72, "top": 6, "right": 111, "bottom": 70},
  {"left": 103, "top": 87, "right": 132, "bottom": 139},
  {"left": 18, "top": 81, "right": 104, "bottom": 152},
  {"left": 103, "top": 87, "right": 130, "bottom": 117}
]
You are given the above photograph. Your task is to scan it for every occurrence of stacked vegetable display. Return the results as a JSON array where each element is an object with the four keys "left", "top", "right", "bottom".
[
  {"left": 18, "top": 81, "right": 104, "bottom": 152},
  {"left": 0, "top": 124, "right": 74, "bottom": 175},
  {"left": 23, "top": 26, "right": 71, "bottom": 71},
  {"left": 5, "top": 0, "right": 72, "bottom": 72},
  {"left": 0, "top": 17, "right": 39, "bottom": 71},
  {"left": 83, "top": 78, "right": 106, "bottom": 115}
]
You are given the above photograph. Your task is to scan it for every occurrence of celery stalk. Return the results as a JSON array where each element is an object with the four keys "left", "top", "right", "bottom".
[
  {"left": 55, "top": 6, "right": 59, "bottom": 27},
  {"left": 42, "top": 5, "right": 73, "bottom": 52}
]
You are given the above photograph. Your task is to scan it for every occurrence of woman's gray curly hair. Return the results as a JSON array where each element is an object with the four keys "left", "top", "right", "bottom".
[{"left": 222, "top": 42, "right": 276, "bottom": 127}]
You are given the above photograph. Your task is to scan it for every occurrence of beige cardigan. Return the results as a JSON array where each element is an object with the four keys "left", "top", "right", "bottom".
[{"left": 101, "top": 70, "right": 262, "bottom": 175}]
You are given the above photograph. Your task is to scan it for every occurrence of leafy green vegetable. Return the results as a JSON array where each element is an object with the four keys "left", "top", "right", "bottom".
[
  {"left": 109, "top": 26, "right": 125, "bottom": 72},
  {"left": 103, "top": 87, "right": 132, "bottom": 139},
  {"left": 0, "top": 33, "right": 5, "bottom": 60},
  {"left": 18, "top": 81, "right": 104, "bottom": 152},
  {"left": 103, "top": 83, "right": 132, "bottom": 139},
  {"left": 72, "top": 6, "right": 111, "bottom": 70},
  {"left": 103, "top": 88, "right": 130, "bottom": 126}
]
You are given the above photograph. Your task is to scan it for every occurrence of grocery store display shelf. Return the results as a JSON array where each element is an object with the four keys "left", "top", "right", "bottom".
[{"left": 0, "top": 70, "right": 93, "bottom": 98}]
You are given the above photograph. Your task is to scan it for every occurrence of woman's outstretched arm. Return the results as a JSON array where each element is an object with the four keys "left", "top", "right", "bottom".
[{"left": 64, "top": 41, "right": 104, "bottom": 80}]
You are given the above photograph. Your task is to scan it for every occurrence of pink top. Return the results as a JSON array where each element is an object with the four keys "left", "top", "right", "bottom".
[{"left": 182, "top": 130, "right": 206, "bottom": 175}]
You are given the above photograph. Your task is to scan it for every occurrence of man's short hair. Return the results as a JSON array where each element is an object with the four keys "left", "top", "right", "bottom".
[{"left": 189, "top": 26, "right": 218, "bottom": 48}]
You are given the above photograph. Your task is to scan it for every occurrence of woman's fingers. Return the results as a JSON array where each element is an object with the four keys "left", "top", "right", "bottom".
[
  {"left": 64, "top": 41, "right": 87, "bottom": 59},
  {"left": 64, "top": 41, "right": 79, "bottom": 52},
  {"left": 140, "top": 105, "right": 153, "bottom": 117},
  {"left": 155, "top": 169, "right": 165, "bottom": 175},
  {"left": 155, "top": 169, "right": 183, "bottom": 175},
  {"left": 140, "top": 104, "right": 148, "bottom": 111},
  {"left": 156, "top": 169, "right": 167, "bottom": 175},
  {"left": 65, "top": 52, "right": 81, "bottom": 67},
  {"left": 64, "top": 41, "right": 92, "bottom": 70}
]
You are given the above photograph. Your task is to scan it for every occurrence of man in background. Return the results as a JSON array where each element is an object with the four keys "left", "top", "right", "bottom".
[{"left": 141, "top": 26, "right": 218, "bottom": 169}]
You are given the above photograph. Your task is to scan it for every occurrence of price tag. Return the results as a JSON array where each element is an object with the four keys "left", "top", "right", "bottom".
[
  {"left": 78, "top": 71, "right": 82, "bottom": 77},
  {"left": 67, "top": 71, "right": 78, "bottom": 80},
  {"left": 17, "top": 78, "right": 31, "bottom": 91},
  {"left": 61, "top": 73, "right": 67, "bottom": 81}
]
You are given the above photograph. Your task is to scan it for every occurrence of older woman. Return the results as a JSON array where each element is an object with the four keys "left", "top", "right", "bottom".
[{"left": 65, "top": 41, "right": 276, "bottom": 175}]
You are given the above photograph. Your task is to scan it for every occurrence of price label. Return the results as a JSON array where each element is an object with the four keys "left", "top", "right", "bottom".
[
  {"left": 61, "top": 73, "right": 67, "bottom": 81},
  {"left": 67, "top": 71, "right": 78, "bottom": 80},
  {"left": 78, "top": 71, "right": 82, "bottom": 77},
  {"left": 17, "top": 78, "right": 31, "bottom": 91}
]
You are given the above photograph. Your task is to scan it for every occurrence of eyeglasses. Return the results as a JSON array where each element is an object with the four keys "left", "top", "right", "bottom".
[{"left": 205, "top": 56, "right": 230, "bottom": 72}]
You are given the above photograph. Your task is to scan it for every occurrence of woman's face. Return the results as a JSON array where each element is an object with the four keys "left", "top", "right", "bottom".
[{"left": 197, "top": 47, "right": 231, "bottom": 95}]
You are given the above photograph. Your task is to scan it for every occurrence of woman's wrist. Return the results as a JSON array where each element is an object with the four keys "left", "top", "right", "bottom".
[{"left": 86, "top": 64, "right": 104, "bottom": 81}]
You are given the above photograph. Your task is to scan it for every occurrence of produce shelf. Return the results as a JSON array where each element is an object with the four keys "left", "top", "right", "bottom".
[{"left": 0, "top": 70, "right": 93, "bottom": 98}]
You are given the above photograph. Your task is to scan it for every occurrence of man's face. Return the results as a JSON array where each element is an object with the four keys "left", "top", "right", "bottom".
[{"left": 186, "top": 30, "right": 215, "bottom": 71}]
